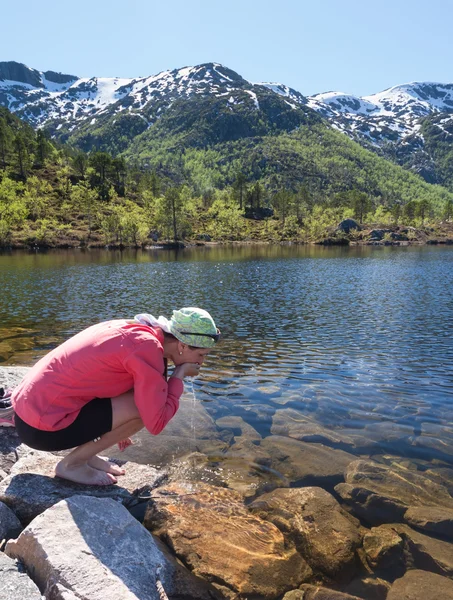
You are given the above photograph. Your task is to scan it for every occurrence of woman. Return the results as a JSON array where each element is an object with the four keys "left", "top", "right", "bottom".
[{"left": 11, "top": 307, "right": 220, "bottom": 486}]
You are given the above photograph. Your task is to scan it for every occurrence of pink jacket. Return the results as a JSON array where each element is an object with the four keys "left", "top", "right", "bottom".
[{"left": 11, "top": 320, "right": 183, "bottom": 434}]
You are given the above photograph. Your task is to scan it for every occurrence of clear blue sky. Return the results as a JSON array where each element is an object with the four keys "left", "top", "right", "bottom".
[{"left": 2, "top": 0, "right": 452, "bottom": 97}]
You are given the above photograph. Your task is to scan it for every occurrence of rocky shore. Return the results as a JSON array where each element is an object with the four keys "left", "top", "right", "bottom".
[{"left": 1, "top": 367, "right": 453, "bottom": 600}]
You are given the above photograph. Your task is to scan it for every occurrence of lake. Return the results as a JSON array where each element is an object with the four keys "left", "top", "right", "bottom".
[{"left": 1, "top": 244, "right": 453, "bottom": 495}]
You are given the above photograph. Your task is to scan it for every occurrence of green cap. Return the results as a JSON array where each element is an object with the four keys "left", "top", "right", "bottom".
[{"left": 169, "top": 307, "right": 219, "bottom": 348}]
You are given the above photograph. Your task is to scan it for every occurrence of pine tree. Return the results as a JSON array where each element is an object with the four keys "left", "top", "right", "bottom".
[
  {"left": 443, "top": 199, "right": 453, "bottom": 222},
  {"left": 35, "top": 129, "right": 51, "bottom": 167},
  {"left": 13, "top": 133, "right": 32, "bottom": 180},
  {"left": 415, "top": 198, "right": 431, "bottom": 226},
  {"left": 73, "top": 152, "right": 88, "bottom": 179},
  {"left": 0, "top": 117, "right": 13, "bottom": 168},
  {"left": 233, "top": 172, "right": 247, "bottom": 211}
]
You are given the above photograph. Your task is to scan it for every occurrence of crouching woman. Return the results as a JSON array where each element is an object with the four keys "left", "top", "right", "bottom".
[{"left": 11, "top": 307, "right": 220, "bottom": 486}]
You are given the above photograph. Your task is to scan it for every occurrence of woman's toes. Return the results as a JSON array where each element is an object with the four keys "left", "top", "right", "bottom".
[{"left": 88, "top": 455, "right": 126, "bottom": 475}]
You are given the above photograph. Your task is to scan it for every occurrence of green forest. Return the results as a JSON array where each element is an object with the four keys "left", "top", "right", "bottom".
[{"left": 1, "top": 104, "right": 453, "bottom": 248}]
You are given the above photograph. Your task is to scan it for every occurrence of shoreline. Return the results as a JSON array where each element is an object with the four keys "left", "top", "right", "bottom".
[{"left": 1, "top": 237, "right": 453, "bottom": 252}]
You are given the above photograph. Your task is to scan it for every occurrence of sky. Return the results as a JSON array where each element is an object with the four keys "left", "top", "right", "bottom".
[{"left": 1, "top": 0, "right": 452, "bottom": 97}]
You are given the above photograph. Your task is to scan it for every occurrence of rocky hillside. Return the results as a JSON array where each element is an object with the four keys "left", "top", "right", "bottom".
[{"left": 2, "top": 60, "right": 453, "bottom": 190}]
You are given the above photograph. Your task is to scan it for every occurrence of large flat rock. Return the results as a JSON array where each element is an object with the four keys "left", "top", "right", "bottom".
[
  {"left": 144, "top": 481, "right": 311, "bottom": 599},
  {"left": 387, "top": 569, "right": 453, "bottom": 600},
  {"left": 261, "top": 435, "right": 357, "bottom": 487},
  {"left": 335, "top": 459, "right": 453, "bottom": 524},
  {"left": 6, "top": 495, "right": 220, "bottom": 600},
  {"left": 0, "top": 449, "right": 166, "bottom": 523},
  {"left": 404, "top": 505, "right": 453, "bottom": 539},
  {"left": 250, "top": 487, "right": 361, "bottom": 582}
]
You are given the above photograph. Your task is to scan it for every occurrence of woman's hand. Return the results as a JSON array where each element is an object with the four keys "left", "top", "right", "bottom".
[{"left": 172, "top": 363, "right": 201, "bottom": 379}]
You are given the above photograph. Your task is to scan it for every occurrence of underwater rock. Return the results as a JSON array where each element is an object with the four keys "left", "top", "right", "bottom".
[
  {"left": 362, "top": 525, "right": 405, "bottom": 571},
  {"left": 249, "top": 486, "right": 362, "bottom": 582},
  {"left": 404, "top": 505, "right": 453, "bottom": 539},
  {"left": 335, "top": 459, "right": 453, "bottom": 524},
  {"left": 216, "top": 415, "right": 262, "bottom": 441},
  {"left": 383, "top": 523, "right": 453, "bottom": 578},
  {"left": 386, "top": 569, "right": 453, "bottom": 600},
  {"left": 144, "top": 481, "right": 311, "bottom": 599},
  {"left": 342, "top": 576, "right": 391, "bottom": 600},
  {"left": 6, "top": 495, "right": 220, "bottom": 600},
  {"left": 271, "top": 408, "right": 355, "bottom": 447},
  {"left": 296, "top": 585, "right": 362, "bottom": 599},
  {"left": 261, "top": 436, "right": 357, "bottom": 487},
  {"left": 0, "top": 449, "right": 166, "bottom": 524}
]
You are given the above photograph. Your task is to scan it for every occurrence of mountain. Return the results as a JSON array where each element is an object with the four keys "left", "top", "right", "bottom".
[
  {"left": 1, "top": 60, "right": 453, "bottom": 192},
  {"left": 0, "top": 61, "right": 316, "bottom": 144}
]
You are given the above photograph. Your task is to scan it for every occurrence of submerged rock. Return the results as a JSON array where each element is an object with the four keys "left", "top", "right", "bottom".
[
  {"left": 335, "top": 459, "right": 453, "bottom": 524},
  {"left": 384, "top": 523, "right": 453, "bottom": 578},
  {"left": 296, "top": 584, "right": 362, "bottom": 599},
  {"left": 249, "top": 487, "right": 361, "bottom": 582},
  {"left": 0, "top": 449, "right": 166, "bottom": 523},
  {"left": 362, "top": 525, "right": 405, "bottom": 572},
  {"left": 342, "top": 576, "right": 391, "bottom": 600},
  {"left": 261, "top": 435, "right": 357, "bottom": 487},
  {"left": 6, "top": 495, "right": 220, "bottom": 600},
  {"left": 144, "top": 481, "right": 311, "bottom": 599},
  {"left": 271, "top": 408, "right": 354, "bottom": 447},
  {"left": 404, "top": 505, "right": 453, "bottom": 540},
  {"left": 387, "top": 569, "right": 453, "bottom": 600}
]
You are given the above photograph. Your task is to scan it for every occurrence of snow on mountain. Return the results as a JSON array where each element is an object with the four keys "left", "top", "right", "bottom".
[
  {"left": 303, "top": 82, "right": 453, "bottom": 146},
  {"left": 0, "top": 61, "right": 259, "bottom": 128},
  {"left": 2, "top": 60, "right": 453, "bottom": 157}
]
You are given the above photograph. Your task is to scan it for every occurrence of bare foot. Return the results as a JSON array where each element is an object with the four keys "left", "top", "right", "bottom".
[
  {"left": 88, "top": 455, "right": 126, "bottom": 476},
  {"left": 55, "top": 461, "right": 117, "bottom": 486}
]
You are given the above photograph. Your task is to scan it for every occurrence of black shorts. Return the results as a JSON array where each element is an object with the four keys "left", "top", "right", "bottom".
[{"left": 14, "top": 398, "right": 113, "bottom": 451}]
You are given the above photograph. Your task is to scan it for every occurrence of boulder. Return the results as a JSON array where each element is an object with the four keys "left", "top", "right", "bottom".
[
  {"left": 410, "top": 434, "right": 453, "bottom": 460},
  {"left": 249, "top": 487, "right": 361, "bottom": 581},
  {"left": 261, "top": 436, "right": 357, "bottom": 487},
  {"left": 404, "top": 505, "right": 453, "bottom": 539},
  {"left": 216, "top": 415, "right": 262, "bottom": 441},
  {"left": 0, "top": 500, "right": 23, "bottom": 540},
  {"left": 297, "top": 585, "right": 362, "bottom": 599},
  {"left": 6, "top": 495, "right": 220, "bottom": 600},
  {"left": 271, "top": 408, "right": 355, "bottom": 448},
  {"left": 0, "top": 366, "right": 30, "bottom": 389},
  {"left": 335, "top": 460, "right": 453, "bottom": 524},
  {"left": 0, "top": 449, "right": 166, "bottom": 523},
  {"left": 423, "top": 466, "right": 453, "bottom": 495},
  {"left": 342, "top": 576, "right": 391, "bottom": 600},
  {"left": 144, "top": 481, "right": 311, "bottom": 599},
  {"left": 385, "top": 523, "right": 453, "bottom": 578},
  {"left": 0, "top": 552, "right": 42, "bottom": 600},
  {"left": 166, "top": 443, "right": 276, "bottom": 499},
  {"left": 387, "top": 569, "right": 453, "bottom": 600},
  {"left": 362, "top": 525, "right": 405, "bottom": 571},
  {"left": 338, "top": 219, "right": 360, "bottom": 234}
]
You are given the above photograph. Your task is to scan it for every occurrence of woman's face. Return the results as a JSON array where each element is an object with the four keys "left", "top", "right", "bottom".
[{"left": 176, "top": 344, "right": 211, "bottom": 366}]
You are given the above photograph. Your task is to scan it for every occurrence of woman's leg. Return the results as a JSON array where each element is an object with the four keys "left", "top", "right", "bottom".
[{"left": 55, "top": 390, "right": 144, "bottom": 485}]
